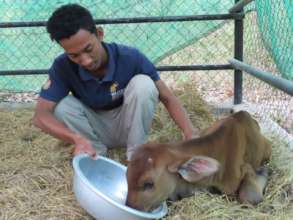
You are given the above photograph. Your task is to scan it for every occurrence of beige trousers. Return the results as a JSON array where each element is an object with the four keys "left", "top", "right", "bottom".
[{"left": 54, "top": 74, "right": 159, "bottom": 160}]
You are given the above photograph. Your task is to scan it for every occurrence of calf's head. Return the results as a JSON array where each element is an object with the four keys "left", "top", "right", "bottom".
[{"left": 126, "top": 143, "right": 220, "bottom": 211}]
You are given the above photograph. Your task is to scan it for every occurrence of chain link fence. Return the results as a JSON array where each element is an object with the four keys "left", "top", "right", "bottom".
[
  {"left": 0, "top": 0, "right": 235, "bottom": 92},
  {"left": 0, "top": 0, "right": 292, "bottom": 137},
  {"left": 242, "top": 1, "right": 293, "bottom": 144}
]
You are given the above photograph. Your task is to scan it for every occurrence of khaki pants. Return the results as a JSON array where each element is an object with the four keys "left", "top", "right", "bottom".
[{"left": 54, "top": 74, "right": 159, "bottom": 160}]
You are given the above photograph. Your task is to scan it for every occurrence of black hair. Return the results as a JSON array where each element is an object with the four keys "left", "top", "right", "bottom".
[{"left": 46, "top": 4, "right": 96, "bottom": 42}]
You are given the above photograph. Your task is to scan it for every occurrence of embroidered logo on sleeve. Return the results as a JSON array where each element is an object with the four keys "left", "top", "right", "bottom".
[{"left": 42, "top": 79, "right": 51, "bottom": 90}]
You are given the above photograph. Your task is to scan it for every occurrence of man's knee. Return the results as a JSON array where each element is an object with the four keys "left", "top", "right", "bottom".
[
  {"left": 54, "top": 96, "right": 82, "bottom": 121},
  {"left": 125, "top": 74, "right": 159, "bottom": 100}
]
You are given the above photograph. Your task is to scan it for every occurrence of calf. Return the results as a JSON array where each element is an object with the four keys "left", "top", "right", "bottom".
[{"left": 126, "top": 111, "right": 272, "bottom": 211}]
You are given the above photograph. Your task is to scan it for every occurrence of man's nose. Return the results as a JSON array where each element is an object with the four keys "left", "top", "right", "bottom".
[{"left": 79, "top": 53, "right": 92, "bottom": 66}]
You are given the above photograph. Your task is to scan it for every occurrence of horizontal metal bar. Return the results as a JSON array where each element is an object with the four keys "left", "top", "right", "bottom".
[
  {"left": 157, "top": 64, "right": 233, "bottom": 71},
  {"left": 0, "top": 13, "right": 244, "bottom": 28},
  {"left": 0, "top": 64, "right": 233, "bottom": 76},
  {"left": 229, "top": 0, "right": 253, "bottom": 13},
  {"left": 97, "top": 13, "right": 244, "bottom": 23},
  {"left": 229, "top": 58, "right": 293, "bottom": 96},
  {"left": 0, "top": 69, "right": 48, "bottom": 76}
]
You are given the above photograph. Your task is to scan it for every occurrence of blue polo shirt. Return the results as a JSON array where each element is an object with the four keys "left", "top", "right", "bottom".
[{"left": 40, "top": 42, "right": 160, "bottom": 110}]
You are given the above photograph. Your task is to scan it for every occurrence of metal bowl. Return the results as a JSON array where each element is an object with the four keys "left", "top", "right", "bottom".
[{"left": 72, "top": 154, "right": 168, "bottom": 220}]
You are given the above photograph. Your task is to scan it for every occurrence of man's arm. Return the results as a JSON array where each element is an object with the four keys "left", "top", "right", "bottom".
[
  {"left": 32, "top": 97, "right": 96, "bottom": 157},
  {"left": 155, "top": 79, "right": 199, "bottom": 139}
]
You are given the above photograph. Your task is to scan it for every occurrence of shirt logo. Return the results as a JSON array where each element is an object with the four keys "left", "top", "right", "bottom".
[
  {"left": 110, "top": 83, "right": 118, "bottom": 93},
  {"left": 110, "top": 82, "right": 124, "bottom": 101}
]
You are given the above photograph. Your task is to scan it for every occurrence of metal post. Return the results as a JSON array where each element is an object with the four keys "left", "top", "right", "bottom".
[
  {"left": 233, "top": 0, "right": 244, "bottom": 104},
  {"left": 229, "top": 0, "right": 253, "bottom": 13}
]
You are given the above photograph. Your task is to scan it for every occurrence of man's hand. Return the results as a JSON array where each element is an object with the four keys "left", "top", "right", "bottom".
[{"left": 73, "top": 134, "right": 96, "bottom": 158}]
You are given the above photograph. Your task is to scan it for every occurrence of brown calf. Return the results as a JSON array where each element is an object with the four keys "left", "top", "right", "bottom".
[{"left": 126, "top": 111, "right": 272, "bottom": 211}]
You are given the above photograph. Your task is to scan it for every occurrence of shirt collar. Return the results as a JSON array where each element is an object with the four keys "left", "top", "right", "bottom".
[{"left": 78, "top": 42, "right": 115, "bottom": 82}]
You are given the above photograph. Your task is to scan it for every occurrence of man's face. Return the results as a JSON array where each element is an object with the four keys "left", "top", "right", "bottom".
[{"left": 59, "top": 28, "right": 106, "bottom": 73}]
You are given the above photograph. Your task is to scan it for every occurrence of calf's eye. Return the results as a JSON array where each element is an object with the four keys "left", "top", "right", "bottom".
[{"left": 143, "top": 181, "right": 154, "bottom": 190}]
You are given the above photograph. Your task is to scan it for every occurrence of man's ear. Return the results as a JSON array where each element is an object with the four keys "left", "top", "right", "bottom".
[
  {"left": 96, "top": 27, "right": 104, "bottom": 41},
  {"left": 175, "top": 156, "right": 220, "bottom": 183}
]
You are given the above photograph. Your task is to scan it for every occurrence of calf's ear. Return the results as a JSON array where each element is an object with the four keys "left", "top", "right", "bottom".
[{"left": 176, "top": 156, "right": 220, "bottom": 182}]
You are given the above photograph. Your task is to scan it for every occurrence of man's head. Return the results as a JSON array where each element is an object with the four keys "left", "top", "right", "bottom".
[
  {"left": 47, "top": 4, "right": 107, "bottom": 74},
  {"left": 47, "top": 4, "right": 96, "bottom": 42}
]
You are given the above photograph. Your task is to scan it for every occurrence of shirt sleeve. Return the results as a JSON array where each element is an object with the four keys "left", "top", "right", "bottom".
[
  {"left": 39, "top": 60, "right": 70, "bottom": 103},
  {"left": 135, "top": 49, "right": 160, "bottom": 81}
]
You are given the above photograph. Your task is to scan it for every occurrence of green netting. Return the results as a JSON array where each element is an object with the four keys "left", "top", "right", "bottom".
[
  {"left": 0, "top": 0, "right": 234, "bottom": 91},
  {"left": 254, "top": 0, "right": 293, "bottom": 80},
  {"left": 0, "top": 1, "right": 233, "bottom": 67},
  {"left": 0, "top": 0, "right": 292, "bottom": 91}
]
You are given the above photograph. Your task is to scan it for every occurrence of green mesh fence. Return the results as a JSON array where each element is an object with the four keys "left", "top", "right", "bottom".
[
  {"left": 0, "top": 1, "right": 292, "bottom": 90},
  {"left": 254, "top": 0, "right": 293, "bottom": 80},
  {"left": 240, "top": 0, "right": 293, "bottom": 138},
  {"left": 1, "top": 0, "right": 234, "bottom": 92}
]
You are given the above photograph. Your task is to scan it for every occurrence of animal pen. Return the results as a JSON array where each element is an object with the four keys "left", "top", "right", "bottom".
[{"left": 0, "top": 0, "right": 292, "bottom": 219}]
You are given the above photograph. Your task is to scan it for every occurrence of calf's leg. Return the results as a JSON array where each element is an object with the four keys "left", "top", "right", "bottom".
[{"left": 238, "top": 166, "right": 269, "bottom": 205}]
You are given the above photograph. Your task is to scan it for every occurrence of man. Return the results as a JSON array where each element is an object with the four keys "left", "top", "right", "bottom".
[{"left": 33, "top": 3, "right": 198, "bottom": 160}]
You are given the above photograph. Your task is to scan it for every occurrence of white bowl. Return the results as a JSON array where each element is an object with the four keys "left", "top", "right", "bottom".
[{"left": 72, "top": 154, "right": 168, "bottom": 220}]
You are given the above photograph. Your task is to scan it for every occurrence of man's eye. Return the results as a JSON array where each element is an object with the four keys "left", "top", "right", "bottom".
[
  {"left": 85, "top": 48, "right": 93, "bottom": 53},
  {"left": 69, "top": 54, "right": 78, "bottom": 59},
  {"left": 143, "top": 181, "right": 154, "bottom": 190}
]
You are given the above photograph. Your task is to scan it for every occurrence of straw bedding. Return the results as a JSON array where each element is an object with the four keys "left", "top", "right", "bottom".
[{"left": 0, "top": 84, "right": 292, "bottom": 220}]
